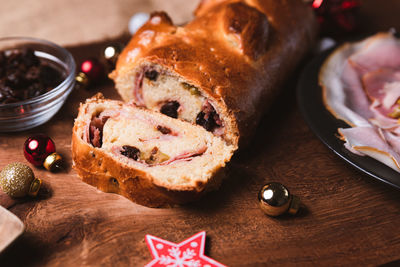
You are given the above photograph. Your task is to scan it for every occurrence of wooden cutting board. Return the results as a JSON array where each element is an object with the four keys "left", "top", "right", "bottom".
[{"left": 0, "top": 36, "right": 400, "bottom": 266}]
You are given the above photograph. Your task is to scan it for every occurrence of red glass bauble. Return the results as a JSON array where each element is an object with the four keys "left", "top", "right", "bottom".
[
  {"left": 311, "top": 0, "right": 361, "bottom": 34},
  {"left": 24, "top": 134, "right": 56, "bottom": 166},
  {"left": 79, "top": 58, "right": 105, "bottom": 82}
]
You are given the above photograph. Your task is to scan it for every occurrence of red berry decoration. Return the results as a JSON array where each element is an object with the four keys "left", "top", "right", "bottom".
[
  {"left": 80, "top": 58, "right": 105, "bottom": 82},
  {"left": 23, "top": 134, "right": 62, "bottom": 172},
  {"left": 311, "top": 0, "right": 361, "bottom": 35}
]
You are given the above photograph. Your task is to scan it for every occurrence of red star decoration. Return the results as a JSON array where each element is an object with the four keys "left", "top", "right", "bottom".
[{"left": 145, "top": 231, "right": 226, "bottom": 267}]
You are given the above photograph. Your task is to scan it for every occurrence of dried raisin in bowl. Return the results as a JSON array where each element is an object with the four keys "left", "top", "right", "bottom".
[{"left": 0, "top": 37, "right": 76, "bottom": 132}]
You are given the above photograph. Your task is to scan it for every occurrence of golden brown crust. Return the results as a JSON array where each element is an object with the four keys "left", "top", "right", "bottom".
[
  {"left": 71, "top": 94, "right": 227, "bottom": 207},
  {"left": 221, "top": 2, "right": 269, "bottom": 60},
  {"left": 112, "top": 0, "right": 317, "bottom": 147}
]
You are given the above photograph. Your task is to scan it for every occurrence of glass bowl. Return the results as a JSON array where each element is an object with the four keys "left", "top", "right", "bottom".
[{"left": 0, "top": 37, "right": 76, "bottom": 132}]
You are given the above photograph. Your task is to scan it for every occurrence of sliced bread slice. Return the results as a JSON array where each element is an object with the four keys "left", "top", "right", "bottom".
[{"left": 72, "top": 93, "right": 236, "bottom": 207}]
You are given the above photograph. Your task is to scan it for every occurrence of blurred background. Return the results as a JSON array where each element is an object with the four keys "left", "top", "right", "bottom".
[
  {"left": 0, "top": 0, "right": 199, "bottom": 46},
  {"left": 1, "top": 0, "right": 400, "bottom": 46}
]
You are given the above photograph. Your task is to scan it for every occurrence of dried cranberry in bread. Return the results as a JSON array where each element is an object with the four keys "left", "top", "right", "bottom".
[
  {"left": 72, "top": 94, "right": 235, "bottom": 207},
  {"left": 110, "top": 0, "right": 317, "bottom": 146}
]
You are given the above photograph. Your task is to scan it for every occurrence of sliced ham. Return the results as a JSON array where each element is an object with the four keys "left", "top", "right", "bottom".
[
  {"left": 320, "top": 32, "right": 400, "bottom": 173},
  {"left": 362, "top": 68, "right": 400, "bottom": 121},
  {"left": 369, "top": 101, "right": 399, "bottom": 130},
  {"left": 361, "top": 68, "right": 400, "bottom": 103},
  {"left": 348, "top": 33, "right": 400, "bottom": 76},
  {"left": 321, "top": 44, "right": 372, "bottom": 127},
  {"left": 382, "top": 130, "right": 400, "bottom": 155},
  {"left": 89, "top": 114, "right": 110, "bottom": 148},
  {"left": 381, "top": 82, "right": 400, "bottom": 110},
  {"left": 338, "top": 127, "right": 400, "bottom": 172}
]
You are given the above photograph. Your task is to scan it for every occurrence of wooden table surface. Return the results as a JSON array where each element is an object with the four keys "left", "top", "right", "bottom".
[{"left": 1, "top": 1, "right": 400, "bottom": 266}]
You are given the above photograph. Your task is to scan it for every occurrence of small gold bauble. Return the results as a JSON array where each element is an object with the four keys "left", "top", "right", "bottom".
[
  {"left": 75, "top": 72, "right": 90, "bottom": 90},
  {"left": 0, "top": 162, "right": 41, "bottom": 198},
  {"left": 43, "top": 152, "right": 63, "bottom": 172},
  {"left": 258, "top": 182, "right": 300, "bottom": 217}
]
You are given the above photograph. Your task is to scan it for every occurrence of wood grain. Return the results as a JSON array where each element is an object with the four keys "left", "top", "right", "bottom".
[{"left": 1, "top": 2, "right": 400, "bottom": 266}]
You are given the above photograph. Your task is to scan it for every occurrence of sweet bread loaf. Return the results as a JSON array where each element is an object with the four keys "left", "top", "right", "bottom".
[
  {"left": 73, "top": 0, "right": 317, "bottom": 206},
  {"left": 72, "top": 93, "right": 235, "bottom": 207},
  {"left": 110, "top": 0, "right": 317, "bottom": 147}
]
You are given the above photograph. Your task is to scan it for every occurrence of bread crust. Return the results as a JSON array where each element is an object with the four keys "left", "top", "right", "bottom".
[
  {"left": 71, "top": 94, "right": 227, "bottom": 207},
  {"left": 111, "top": 0, "right": 317, "bottom": 147}
]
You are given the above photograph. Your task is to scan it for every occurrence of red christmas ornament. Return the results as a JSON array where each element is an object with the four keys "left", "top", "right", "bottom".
[
  {"left": 79, "top": 58, "right": 105, "bottom": 82},
  {"left": 311, "top": 0, "right": 361, "bottom": 34},
  {"left": 23, "top": 134, "right": 62, "bottom": 171},
  {"left": 145, "top": 231, "right": 225, "bottom": 267}
]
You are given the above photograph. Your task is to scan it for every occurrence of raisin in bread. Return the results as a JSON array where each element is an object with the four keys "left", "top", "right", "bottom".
[
  {"left": 110, "top": 0, "right": 317, "bottom": 147},
  {"left": 72, "top": 93, "right": 235, "bottom": 207}
]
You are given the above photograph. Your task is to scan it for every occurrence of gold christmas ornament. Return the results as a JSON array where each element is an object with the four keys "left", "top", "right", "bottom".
[
  {"left": 75, "top": 72, "right": 90, "bottom": 90},
  {"left": 258, "top": 182, "right": 300, "bottom": 217},
  {"left": 43, "top": 152, "right": 63, "bottom": 172},
  {"left": 0, "top": 162, "right": 41, "bottom": 198}
]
